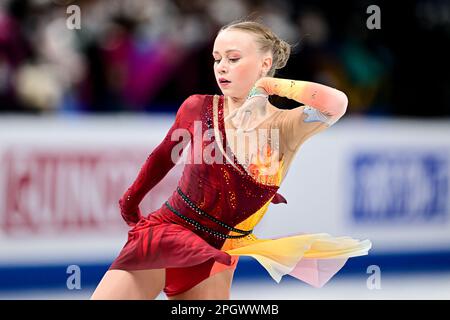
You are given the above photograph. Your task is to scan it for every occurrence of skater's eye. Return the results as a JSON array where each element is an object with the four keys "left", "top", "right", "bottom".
[{"left": 213, "top": 57, "right": 240, "bottom": 64}]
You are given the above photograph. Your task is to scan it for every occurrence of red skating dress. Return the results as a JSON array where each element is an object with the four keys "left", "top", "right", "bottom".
[{"left": 109, "top": 94, "right": 371, "bottom": 297}]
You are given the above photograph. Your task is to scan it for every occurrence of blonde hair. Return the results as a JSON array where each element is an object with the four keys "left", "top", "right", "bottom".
[{"left": 219, "top": 20, "right": 291, "bottom": 77}]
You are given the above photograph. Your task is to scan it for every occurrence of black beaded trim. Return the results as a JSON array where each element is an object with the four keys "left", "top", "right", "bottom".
[
  {"left": 164, "top": 201, "right": 250, "bottom": 239},
  {"left": 177, "top": 187, "right": 252, "bottom": 236}
]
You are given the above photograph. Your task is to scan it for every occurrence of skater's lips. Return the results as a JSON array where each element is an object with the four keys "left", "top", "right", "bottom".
[{"left": 218, "top": 77, "right": 231, "bottom": 83}]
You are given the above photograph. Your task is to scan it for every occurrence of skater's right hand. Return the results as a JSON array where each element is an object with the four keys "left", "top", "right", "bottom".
[{"left": 119, "top": 196, "right": 143, "bottom": 227}]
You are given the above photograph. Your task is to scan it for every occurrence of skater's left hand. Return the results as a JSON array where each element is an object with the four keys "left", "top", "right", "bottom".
[{"left": 224, "top": 87, "right": 270, "bottom": 133}]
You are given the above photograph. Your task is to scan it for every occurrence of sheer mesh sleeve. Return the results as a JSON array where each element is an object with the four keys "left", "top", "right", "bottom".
[
  {"left": 255, "top": 77, "right": 348, "bottom": 154},
  {"left": 255, "top": 77, "right": 348, "bottom": 126}
]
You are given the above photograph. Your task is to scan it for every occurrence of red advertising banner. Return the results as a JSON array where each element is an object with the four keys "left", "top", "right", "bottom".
[{"left": 0, "top": 148, "right": 182, "bottom": 235}]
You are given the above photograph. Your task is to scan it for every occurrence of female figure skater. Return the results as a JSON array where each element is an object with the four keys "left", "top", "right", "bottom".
[{"left": 91, "top": 20, "right": 371, "bottom": 300}]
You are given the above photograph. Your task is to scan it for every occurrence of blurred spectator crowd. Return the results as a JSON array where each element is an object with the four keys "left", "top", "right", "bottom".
[{"left": 0, "top": 0, "right": 449, "bottom": 117}]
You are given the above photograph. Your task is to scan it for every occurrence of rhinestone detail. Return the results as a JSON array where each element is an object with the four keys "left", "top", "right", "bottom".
[
  {"left": 177, "top": 186, "right": 252, "bottom": 236},
  {"left": 164, "top": 201, "right": 249, "bottom": 239}
]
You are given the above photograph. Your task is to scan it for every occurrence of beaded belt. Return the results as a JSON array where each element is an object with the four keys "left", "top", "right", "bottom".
[{"left": 164, "top": 187, "right": 253, "bottom": 239}]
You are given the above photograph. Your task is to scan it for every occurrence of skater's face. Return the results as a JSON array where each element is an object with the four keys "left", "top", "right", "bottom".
[{"left": 213, "top": 29, "right": 272, "bottom": 99}]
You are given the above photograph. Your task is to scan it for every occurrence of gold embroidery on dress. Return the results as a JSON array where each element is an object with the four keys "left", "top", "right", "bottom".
[
  {"left": 247, "top": 143, "right": 282, "bottom": 186},
  {"left": 221, "top": 157, "right": 285, "bottom": 251}
]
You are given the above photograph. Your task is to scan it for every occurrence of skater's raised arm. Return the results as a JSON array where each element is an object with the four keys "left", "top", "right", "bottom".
[
  {"left": 254, "top": 77, "right": 348, "bottom": 126},
  {"left": 249, "top": 77, "right": 348, "bottom": 153}
]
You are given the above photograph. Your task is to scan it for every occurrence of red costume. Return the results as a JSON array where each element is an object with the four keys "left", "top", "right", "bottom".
[
  {"left": 110, "top": 94, "right": 288, "bottom": 296},
  {"left": 109, "top": 92, "right": 371, "bottom": 297}
]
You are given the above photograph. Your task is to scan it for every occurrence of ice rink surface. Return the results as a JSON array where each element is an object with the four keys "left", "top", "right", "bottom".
[{"left": 1, "top": 272, "right": 448, "bottom": 300}]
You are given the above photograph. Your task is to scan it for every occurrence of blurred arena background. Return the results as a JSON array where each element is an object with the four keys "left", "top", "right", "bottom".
[{"left": 0, "top": 0, "right": 449, "bottom": 299}]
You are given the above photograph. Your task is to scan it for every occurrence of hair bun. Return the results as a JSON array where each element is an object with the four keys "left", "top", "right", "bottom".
[{"left": 273, "top": 38, "right": 290, "bottom": 70}]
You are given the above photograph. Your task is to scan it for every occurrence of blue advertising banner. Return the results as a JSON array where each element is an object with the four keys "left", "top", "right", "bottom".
[{"left": 352, "top": 151, "right": 448, "bottom": 224}]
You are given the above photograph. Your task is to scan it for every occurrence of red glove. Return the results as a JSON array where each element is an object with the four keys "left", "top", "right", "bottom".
[{"left": 119, "top": 195, "right": 143, "bottom": 227}]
